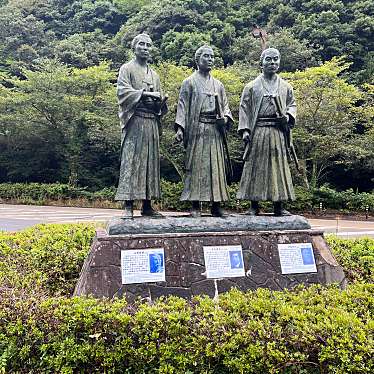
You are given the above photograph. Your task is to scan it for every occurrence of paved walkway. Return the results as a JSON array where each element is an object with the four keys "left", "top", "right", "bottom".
[{"left": 1, "top": 204, "right": 374, "bottom": 238}]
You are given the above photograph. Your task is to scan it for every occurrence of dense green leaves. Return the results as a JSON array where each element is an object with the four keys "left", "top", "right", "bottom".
[
  {"left": 0, "top": 0, "right": 372, "bottom": 77},
  {"left": 0, "top": 60, "right": 118, "bottom": 187},
  {"left": 0, "top": 223, "right": 96, "bottom": 296},
  {"left": 1, "top": 282, "right": 373, "bottom": 372},
  {"left": 0, "top": 0, "right": 372, "bottom": 190},
  {"left": 0, "top": 223, "right": 373, "bottom": 372},
  {"left": 283, "top": 58, "right": 367, "bottom": 188},
  {"left": 326, "top": 235, "right": 374, "bottom": 283}
]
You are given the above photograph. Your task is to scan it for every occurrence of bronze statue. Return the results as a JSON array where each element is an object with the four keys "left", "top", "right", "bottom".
[
  {"left": 175, "top": 45, "right": 233, "bottom": 217},
  {"left": 237, "top": 47, "right": 297, "bottom": 216},
  {"left": 115, "top": 33, "right": 167, "bottom": 219}
]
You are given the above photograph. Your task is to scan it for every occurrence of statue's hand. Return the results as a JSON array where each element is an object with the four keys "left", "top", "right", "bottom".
[
  {"left": 280, "top": 114, "right": 289, "bottom": 126},
  {"left": 242, "top": 130, "right": 250, "bottom": 143},
  {"left": 143, "top": 91, "right": 161, "bottom": 101},
  {"left": 175, "top": 127, "right": 184, "bottom": 143},
  {"left": 216, "top": 116, "right": 227, "bottom": 128}
]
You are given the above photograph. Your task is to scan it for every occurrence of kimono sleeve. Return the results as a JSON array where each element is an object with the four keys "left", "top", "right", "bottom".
[
  {"left": 175, "top": 78, "right": 191, "bottom": 133},
  {"left": 219, "top": 82, "right": 234, "bottom": 128},
  {"left": 238, "top": 84, "right": 253, "bottom": 135},
  {"left": 117, "top": 64, "right": 143, "bottom": 130},
  {"left": 154, "top": 72, "right": 168, "bottom": 117},
  {"left": 286, "top": 85, "right": 297, "bottom": 129}
]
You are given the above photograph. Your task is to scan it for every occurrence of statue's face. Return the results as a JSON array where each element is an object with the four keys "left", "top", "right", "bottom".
[
  {"left": 134, "top": 36, "right": 152, "bottom": 60},
  {"left": 262, "top": 50, "right": 280, "bottom": 74},
  {"left": 197, "top": 47, "right": 214, "bottom": 72}
]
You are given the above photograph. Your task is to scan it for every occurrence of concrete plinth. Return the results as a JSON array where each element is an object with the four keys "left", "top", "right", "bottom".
[{"left": 74, "top": 215, "right": 346, "bottom": 301}]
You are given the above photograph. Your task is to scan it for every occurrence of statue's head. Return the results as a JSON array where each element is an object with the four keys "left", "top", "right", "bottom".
[
  {"left": 195, "top": 45, "right": 214, "bottom": 72},
  {"left": 131, "top": 33, "right": 153, "bottom": 60},
  {"left": 260, "top": 47, "right": 280, "bottom": 74}
]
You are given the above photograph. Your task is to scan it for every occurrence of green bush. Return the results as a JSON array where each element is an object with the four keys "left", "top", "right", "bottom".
[
  {"left": 0, "top": 223, "right": 95, "bottom": 296},
  {"left": 326, "top": 236, "right": 374, "bottom": 284},
  {"left": 157, "top": 180, "right": 189, "bottom": 211},
  {"left": 312, "top": 186, "right": 374, "bottom": 212},
  {"left": 1, "top": 182, "right": 373, "bottom": 213},
  {"left": 0, "top": 224, "right": 373, "bottom": 372},
  {"left": 0, "top": 284, "right": 373, "bottom": 373}
]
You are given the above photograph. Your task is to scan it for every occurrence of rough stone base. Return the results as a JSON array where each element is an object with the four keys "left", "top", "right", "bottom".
[
  {"left": 74, "top": 217, "right": 346, "bottom": 301},
  {"left": 107, "top": 214, "right": 311, "bottom": 235}
]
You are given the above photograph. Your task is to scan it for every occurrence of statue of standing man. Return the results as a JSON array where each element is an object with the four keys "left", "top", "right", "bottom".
[
  {"left": 237, "top": 48, "right": 297, "bottom": 216},
  {"left": 175, "top": 45, "right": 233, "bottom": 217},
  {"left": 115, "top": 33, "right": 167, "bottom": 219}
]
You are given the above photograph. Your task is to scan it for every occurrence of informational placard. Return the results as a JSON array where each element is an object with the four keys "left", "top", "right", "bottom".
[
  {"left": 203, "top": 245, "right": 245, "bottom": 279},
  {"left": 121, "top": 248, "right": 165, "bottom": 284},
  {"left": 278, "top": 243, "right": 317, "bottom": 274}
]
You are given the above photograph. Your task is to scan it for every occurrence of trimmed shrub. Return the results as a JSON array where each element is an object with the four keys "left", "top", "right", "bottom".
[
  {"left": 326, "top": 235, "right": 374, "bottom": 283},
  {"left": 0, "top": 284, "right": 373, "bottom": 373},
  {"left": 1, "top": 225, "right": 373, "bottom": 299},
  {"left": 0, "top": 182, "right": 373, "bottom": 213},
  {"left": 0, "top": 224, "right": 373, "bottom": 373},
  {"left": 0, "top": 223, "right": 95, "bottom": 296}
]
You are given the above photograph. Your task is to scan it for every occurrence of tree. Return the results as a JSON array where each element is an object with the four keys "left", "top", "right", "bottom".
[
  {"left": 0, "top": 60, "right": 118, "bottom": 186},
  {"left": 0, "top": 4, "right": 55, "bottom": 75},
  {"left": 53, "top": 30, "right": 126, "bottom": 69},
  {"left": 284, "top": 58, "right": 366, "bottom": 189},
  {"left": 231, "top": 29, "right": 320, "bottom": 72}
]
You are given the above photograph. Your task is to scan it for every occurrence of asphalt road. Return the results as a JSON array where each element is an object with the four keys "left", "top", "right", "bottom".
[{"left": 1, "top": 203, "right": 374, "bottom": 238}]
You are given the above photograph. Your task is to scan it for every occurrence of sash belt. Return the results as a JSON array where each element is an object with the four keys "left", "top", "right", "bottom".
[
  {"left": 256, "top": 116, "right": 282, "bottom": 127},
  {"left": 134, "top": 108, "right": 157, "bottom": 119},
  {"left": 199, "top": 112, "right": 217, "bottom": 124}
]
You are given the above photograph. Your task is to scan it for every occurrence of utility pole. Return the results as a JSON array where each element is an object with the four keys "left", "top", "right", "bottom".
[{"left": 252, "top": 24, "right": 267, "bottom": 51}]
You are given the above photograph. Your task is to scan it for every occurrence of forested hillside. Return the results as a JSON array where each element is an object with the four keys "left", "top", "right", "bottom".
[{"left": 0, "top": 0, "right": 373, "bottom": 190}]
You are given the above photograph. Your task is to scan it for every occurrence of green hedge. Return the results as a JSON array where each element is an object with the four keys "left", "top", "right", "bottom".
[
  {"left": 0, "top": 182, "right": 373, "bottom": 213},
  {"left": 1, "top": 224, "right": 373, "bottom": 298},
  {"left": 326, "top": 235, "right": 374, "bottom": 284},
  {"left": 1, "top": 224, "right": 373, "bottom": 373},
  {"left": 0, "top": 223, "right": 95, "bottom": 296},
  {"left": 1, "top": 284, "right": 373, "bottom": 373},
  {"left": 0, "top": 182, "right": 116, "bottom": 205}
]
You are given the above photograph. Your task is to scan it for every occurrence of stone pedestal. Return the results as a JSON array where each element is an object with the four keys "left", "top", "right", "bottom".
[{"left": 74, "top": 215, "right": 346, "bottom": 301}]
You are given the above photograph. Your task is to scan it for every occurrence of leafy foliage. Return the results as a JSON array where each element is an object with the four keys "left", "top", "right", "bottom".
[
  {"left": 0, "top": 60, "right": 118, "bottom": 187},
  {"left": 0, "top": 223, "right": 95, "bottom": 296},
  {"left": 0, "top": 181, "right": 373, "bottom": 214},
  {"left": 283, "top": 58, "right": 369, "bottom": 188},
  {"left": 326, "top": 235, "right": 374, "bottom": 283},
  {"left": 0, "top": 1, "right": 372, "bottom": 191},
  {"left": 0, "top": 223, "right": 373, "bottom": 372},
  {"left": 0, "top": 284, "right": 373, "bottom": 373}
]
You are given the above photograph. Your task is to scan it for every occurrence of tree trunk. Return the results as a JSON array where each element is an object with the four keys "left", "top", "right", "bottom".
[
  {"left": 68, "top": 154, "right": 79, "bottom": 187},
  {"left": 299, "top": 159, "right": 310, "bottom": 189},
  {"left": 311, "top": 160, "right": 318, "bottom": 189}
]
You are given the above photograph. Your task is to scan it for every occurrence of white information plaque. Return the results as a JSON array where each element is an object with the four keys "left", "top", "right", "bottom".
[
  {"left": 203, "top": 245, "right": 245, "bottom": 279},
  {"left": 121, "top": 248, "right": 165, "bottom": 284},
  {"left": 278, "top": 243, "right": 317, "bottom": 274}
]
